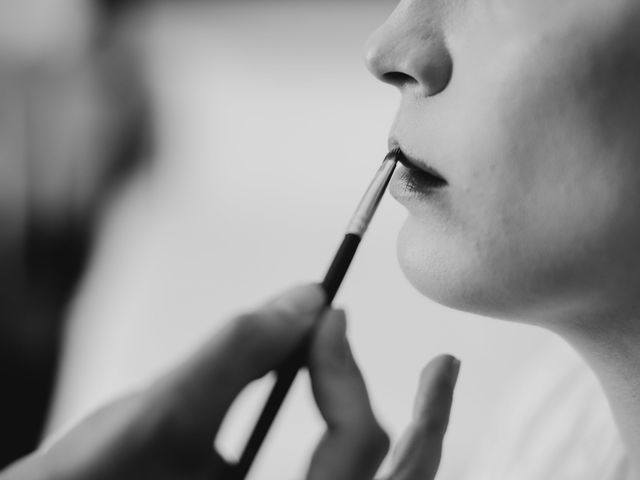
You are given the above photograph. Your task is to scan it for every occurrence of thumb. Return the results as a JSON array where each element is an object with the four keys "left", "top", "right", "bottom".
[
  {"left": 147, "top": 283, "right": 326, "bottom": 444},
  {"left": 389, "top": 355, "right": 460, "bottom": 480}
]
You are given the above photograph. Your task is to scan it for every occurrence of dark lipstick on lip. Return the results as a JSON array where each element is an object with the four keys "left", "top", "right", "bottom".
[{"left": 396, "top": 149, "right": 448, "bottom": 190}]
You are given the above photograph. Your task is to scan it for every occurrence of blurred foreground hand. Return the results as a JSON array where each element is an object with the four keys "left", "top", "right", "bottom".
[{"left": 1, "top": 284, "right": 459, "bottom": 480}]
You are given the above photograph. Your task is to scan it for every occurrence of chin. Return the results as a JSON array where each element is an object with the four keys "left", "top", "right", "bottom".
[{"left": 396, "top": 217, "right": 526, "bottom": 321}]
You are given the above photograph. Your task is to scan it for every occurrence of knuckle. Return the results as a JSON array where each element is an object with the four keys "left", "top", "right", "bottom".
[
  {"left": 220, "top": 312, "right": 273, "bottom": 369},
  {"left": 228, "top": 312, "right": 266, "bottom": 347},
  {"left": 373, "top": 425, "right": 392, "bottom": 456},
  {"left": 231, "top": 305, "right": 304, "bottom": 346},
  {"left": 357, "top": 420, "right": 391, "bottom": 459}
]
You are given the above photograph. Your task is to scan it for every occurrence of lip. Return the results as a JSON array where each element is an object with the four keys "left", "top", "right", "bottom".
[
  {"left": 388, "top": 139, "right": 447, "bottom": 181},
  {"left": 388, "top": 142, "right": 448, "bottom": 202}
]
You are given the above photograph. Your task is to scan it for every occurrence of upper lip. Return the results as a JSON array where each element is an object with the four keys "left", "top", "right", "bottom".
[{"left": 388, "top": 139, "right": 447, "bottom": 183}]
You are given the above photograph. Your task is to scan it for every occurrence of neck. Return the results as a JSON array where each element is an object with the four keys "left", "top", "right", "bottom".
[{"left": 550, "top": 307, "right": 640, "bottom": 478}]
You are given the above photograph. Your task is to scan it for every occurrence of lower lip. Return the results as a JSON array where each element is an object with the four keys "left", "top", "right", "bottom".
[{"left": 389, "top": 164, "right": 448, "bottom": 203}]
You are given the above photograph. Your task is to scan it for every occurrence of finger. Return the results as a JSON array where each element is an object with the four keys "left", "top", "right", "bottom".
[
  {"left": 147, "top": 283, "right": 326, "bottom": 443},
  {"left": 204, "top": 450, "right": 235, "bottom": 479},
  {"left": 306, "top": 310, "right": 390, "bottom": 480},
  {"left": 389, "top": 355, "right": 460, "bottom": 480}
]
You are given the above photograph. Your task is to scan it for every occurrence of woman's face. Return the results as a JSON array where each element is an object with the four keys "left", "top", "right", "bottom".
[{"left": 366, "top": 0, "right": 640, "bottom": 323}]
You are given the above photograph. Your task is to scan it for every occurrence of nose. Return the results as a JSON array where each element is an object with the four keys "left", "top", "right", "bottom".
[{"left": 364, "top": 2, "right": 452, "bottom": 97}]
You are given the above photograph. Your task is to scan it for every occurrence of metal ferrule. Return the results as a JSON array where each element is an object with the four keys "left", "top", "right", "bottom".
[{"left": 346, "top": 152, "right": 398, "bottom": 236}]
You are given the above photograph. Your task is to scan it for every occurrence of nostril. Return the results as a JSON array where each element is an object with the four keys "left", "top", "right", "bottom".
[
  {"left": 381, "top": 71, "right": 415, "bottom": 88},
  {"left": 365, "top": 20, "right": 453, "bottom": 97}
]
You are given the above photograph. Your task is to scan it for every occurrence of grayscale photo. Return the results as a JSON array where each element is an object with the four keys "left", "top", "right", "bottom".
[{"left": 1, "top": 0, "right": 637, "bottom": 479}]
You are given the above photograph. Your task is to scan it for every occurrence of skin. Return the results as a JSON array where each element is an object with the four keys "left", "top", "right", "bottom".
[
  {"left": 365, "top": 0, "right": 640, "bottom": 476},
  {"left": 1, "top": 2, "right": 460, "bottom": 478},
  {"left": 18, "top": 0, "right": 640, "bottom": 477},
  {"left": 7, "top": 0, "right": 640, "bottom": 475},
  {"left": 0, "top": 286, "right": 458, "bottom": 480}
]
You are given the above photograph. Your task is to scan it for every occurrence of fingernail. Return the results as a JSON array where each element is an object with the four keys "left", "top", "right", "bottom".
[{"left": 450, "top": 357, "right": 461, "bottom": 385}]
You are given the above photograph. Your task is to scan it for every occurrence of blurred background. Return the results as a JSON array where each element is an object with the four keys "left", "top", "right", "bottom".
[{"left": 2, "top": 0, "right": 567, "bottom": 478}]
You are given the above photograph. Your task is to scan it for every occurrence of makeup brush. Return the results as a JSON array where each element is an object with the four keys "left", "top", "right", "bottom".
[{"left": 232, "top": 148, "right": 400, "bottom": 479}]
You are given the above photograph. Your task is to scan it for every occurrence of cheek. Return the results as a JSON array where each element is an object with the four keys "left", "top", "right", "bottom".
[
  {"left": 397, "top": 160, "right": 640, "bottom": 321},
  {"left": 399, "top": 25, "right": 640, "bottom": 320},
  {"left": 481, "top": 32, "right": 640, "bottom": 301}
]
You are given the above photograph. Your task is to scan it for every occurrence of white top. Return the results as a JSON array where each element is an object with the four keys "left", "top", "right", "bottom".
[{"left": 465, "top": 341, "right": 628, "bottom": 480}]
